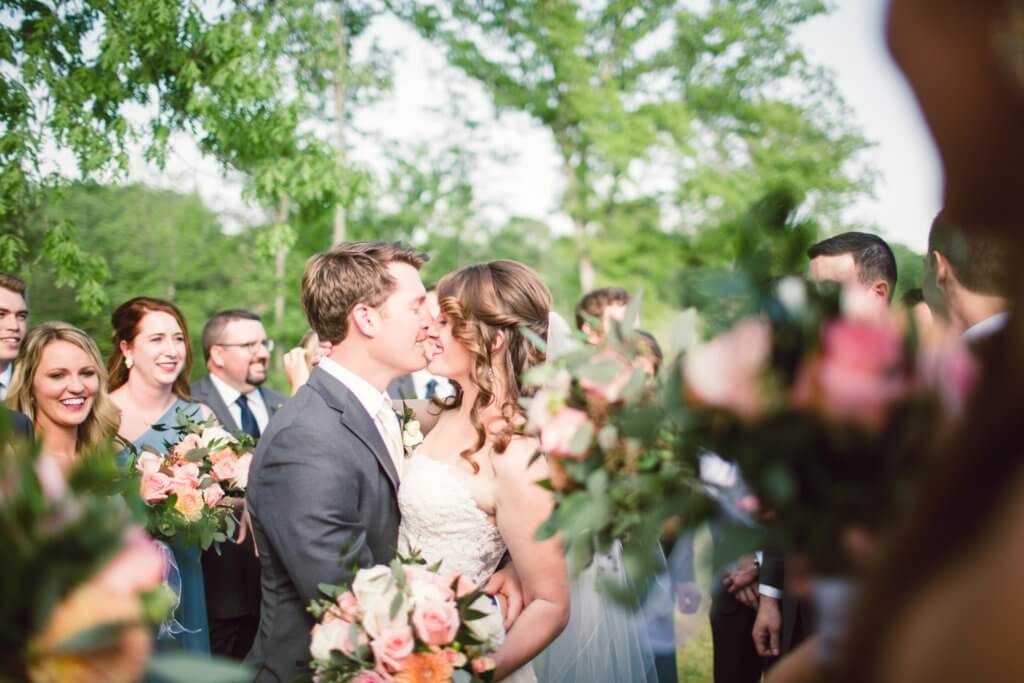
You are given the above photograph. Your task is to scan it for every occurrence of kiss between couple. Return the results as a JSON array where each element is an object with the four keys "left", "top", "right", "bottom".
[{"left": 245, "top": 243, "right": 568, "bottom": 682}]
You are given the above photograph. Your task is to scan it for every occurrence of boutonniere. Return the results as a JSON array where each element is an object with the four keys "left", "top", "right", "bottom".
[{"left": 399, "top": 401, "right": 423, "bottom": 456}]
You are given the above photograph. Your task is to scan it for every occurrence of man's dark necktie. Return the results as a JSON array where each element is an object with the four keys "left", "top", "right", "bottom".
[
  {"left": 425, "top": 379, "right": 438, "bottom": 400},
  {"left": 236, "top": 394, "right": 261, "bottom": 439}
]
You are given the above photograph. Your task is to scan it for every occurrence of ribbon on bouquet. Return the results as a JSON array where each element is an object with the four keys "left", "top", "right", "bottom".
[{"left": 154, "top": 540, "right": 200, "bottom": 640}]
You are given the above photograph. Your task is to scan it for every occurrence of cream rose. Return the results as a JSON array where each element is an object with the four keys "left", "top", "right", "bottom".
[
  {"left": 199, "top": 426, "right": 235, "bottom": 450},
  {"left": 465, "top": 595, "right": 504, "bottom": 647},
  {"left": 232, "top": 452, "right": 253, "bottom": 490},
  {"left": 135, "top": 451, "right": 164, "bottom": 475}
]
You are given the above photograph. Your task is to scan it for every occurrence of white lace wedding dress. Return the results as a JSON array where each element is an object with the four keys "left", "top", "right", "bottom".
[{"left": 398, "top": 450, "right": 538, "bottom": 683}]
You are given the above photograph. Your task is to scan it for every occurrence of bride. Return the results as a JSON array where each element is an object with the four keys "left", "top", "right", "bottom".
[{"left": 397, "top": 260, "right": 570, "bottom": 681}]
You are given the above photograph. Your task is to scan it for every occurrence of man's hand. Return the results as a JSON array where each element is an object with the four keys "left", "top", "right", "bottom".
[
  {"left": 752, "top": 595, "right": 782, "bottom": 657},
  {"left": 482, "top": 564, "right": 524, "bottom": 630},
  {"left": 724, "top": 554, "right": 759, "bottom": 593},
  {"left": 735, "top": 585, "right": 760, "bottom": 610},
  {"left": 235, "top": 501, "right": 259, "bottom": 557}
]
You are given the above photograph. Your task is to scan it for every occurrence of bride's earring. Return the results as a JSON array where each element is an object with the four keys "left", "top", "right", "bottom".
[{"left": 125, "top": 356, "right": 134, "bottom": 370}]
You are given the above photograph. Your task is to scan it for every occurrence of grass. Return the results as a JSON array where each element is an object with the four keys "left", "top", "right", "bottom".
[{"left": 675, "top": 525, "right": 715, "bottom": 683}]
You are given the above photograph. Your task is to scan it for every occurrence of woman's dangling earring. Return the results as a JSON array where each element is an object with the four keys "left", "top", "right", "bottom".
[{"left": 125, "top": 356, "right": 134, "bottom": 370}]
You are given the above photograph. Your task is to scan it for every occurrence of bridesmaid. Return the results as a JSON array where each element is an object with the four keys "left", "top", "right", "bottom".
[
  {"left": 108, "top": 296, "right": 212, "bottom": 655},
  {"left": 5, "top": 321, "right": 119, "bottom": 470}
]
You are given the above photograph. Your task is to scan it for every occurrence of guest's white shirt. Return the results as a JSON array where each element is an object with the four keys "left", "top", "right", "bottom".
[
  {"left": 411, "top": 368, "right": 454, "bottom": 400},
  {"left": 318, "top": 357, "right": 404, "bottom": 476},
  {"left": 962, "top": 311, "right": 1009, "bottom": 343},
  {"left": 0, "top": 364, "right": 12, "bottom": 401},
  {"left": 209, "top": 373, "right": 270, "bottom": 433}
]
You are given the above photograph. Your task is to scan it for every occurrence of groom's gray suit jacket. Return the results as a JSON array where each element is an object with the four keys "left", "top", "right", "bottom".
[{"left": 245, "top": 367, "right": 400, "bottom": 682}]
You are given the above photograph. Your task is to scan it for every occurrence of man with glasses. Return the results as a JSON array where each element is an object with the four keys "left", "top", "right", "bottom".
[{"left": 192, "top": 309, "right": 287, "bottom": 660}]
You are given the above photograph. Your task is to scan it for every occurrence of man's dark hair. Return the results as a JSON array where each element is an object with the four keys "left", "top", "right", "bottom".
[
  {"left": 202, "top": 309, "right": 262, "bottom": 361},
  {"left": 901, "top": 287, "right": 926, "bottom": 307},
  {"left": 807, "top": 232, "right": 898, "bottom": 299},
  {"left": 928, "top": 211, "right": 1012, "bottom": 296},
  {"left": 575, "top": 287, "right": 631, "bottom": 331}
]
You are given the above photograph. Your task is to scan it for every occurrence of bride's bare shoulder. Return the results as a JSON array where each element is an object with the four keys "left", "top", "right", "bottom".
[{"left": 493, "top": 435, "right": 546, "bottom": 480}]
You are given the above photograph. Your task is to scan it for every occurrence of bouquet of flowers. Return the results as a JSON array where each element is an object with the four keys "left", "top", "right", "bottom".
[
  {"left": 0, "top": 418, "right": 172, "bottom": 683},
  {"left": 307, "top": 557, "right": 502, "bottom": 683},
  {"left": 124, "top": 410, "right": 255, "bottom": 550}
]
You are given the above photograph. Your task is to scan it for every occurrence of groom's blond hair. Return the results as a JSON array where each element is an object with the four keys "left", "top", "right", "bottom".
[{"left": 302, "top": 241, "right": 428, "bottom": 344}]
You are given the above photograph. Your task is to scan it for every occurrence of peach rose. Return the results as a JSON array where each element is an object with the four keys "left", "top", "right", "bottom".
[
  {"left": 140, "top": 471, "right": 173, "bottom": 505},
  {"left": 442, "top": 648, "right": 468, "bottom": 668},
  {"left": 173, "top": 486, "right": 205, "bottom": 522},
  {"left": 370, "top": 623, "right": 415, "bottom": 673},
  {"left": 336, "top": 591, "right": 360, "bottom": 622},
  {"left": 211, "top": 455, "right": 239, "bottom": 484},
  {"left": 232, "top": 452, "right": 253, "bottom": 490},
  {"left": 170, "top": 463, "right": 200, "bottom": 488},
  {"left": 684, "top": 318, "right": 773, "bottom": 421},
  {"left": 171, "top": 433, "right": 202, "bottom": 462},
  {"left": 412, "top": 600, "right": 461, "bottom": 647},
  {"left": 208, "top": 447, "right": 235, "bottom": 465},
  {"left": 94, "top": 528, "right": 167, "bottom": 595},
  {"left": 350, "top": 672, "right": 390, "bottom": 683},
  {"left": 202, "top": 483, "right": 226, "bottom": 508},
  {"left": 539, "top": 407, "right": 592, "bottom": 460}
]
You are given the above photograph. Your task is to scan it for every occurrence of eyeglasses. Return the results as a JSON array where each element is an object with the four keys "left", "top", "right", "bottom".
[{"left": 217, "top": 339, "right": 275, "bottom": 354}]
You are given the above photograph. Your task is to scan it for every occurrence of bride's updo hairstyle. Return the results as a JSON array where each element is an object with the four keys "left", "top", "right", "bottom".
[{"left": 436, "top": 260, "right": 551, "bottom": 472}]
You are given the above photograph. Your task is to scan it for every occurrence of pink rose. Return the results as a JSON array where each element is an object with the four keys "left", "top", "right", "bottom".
[
  {"left": 471, "top": 657, "right": 496, "bottom": 674},
  {"left": 442, "top": 648, "right": 468, "bottom": 668},
  {"left": 173, "top": 485, "right": 205, "bottom": 522},
  {"left": 539, "top": 407, "right": 592, "bottom": 460},
  {"left": 202, "top": 482, "right": 225, "bottom": 508},
  {"left": 95, "top": 528, "right": 167, "bottom": 594},
  {"left": 232, "top": 452, "right": 253, "bottom": 490},
  {"left": 579, "top": 351, "right": 635, "bottom": 403},
  {"left": 412, "top": 600, "right": 461, "bottom": 647},
  {"left": 336, "top": 591, "right": 360, "bottom": 621},
  {"left": 211, "top": 455, "right": 239, "bottom": 484},
  {"left": 170, "top": 462, "right": 201, "bottom": 488},
  {"left": 451, "top": 573, "right": 477, "bottom": 599},
  {"left": 793, "top": 320, "right": 908, "bottom": 430},
  {"left": 351, "top": 673, "right": 390, "bottom": 683},
  {"left": 171, "top": 433, "right": 202, "bottom": 462},
  {"left": 370, "top": 623, "right": 415, "bottom": 673},
  {"left": 140, "top": 471, "right": 173, "bottom": 504},
  {"left": 684, "top": 318, "right": 772, "bottom": 421}
]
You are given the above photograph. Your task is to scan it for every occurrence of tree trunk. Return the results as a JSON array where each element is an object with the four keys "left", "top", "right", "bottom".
[
  {"left": 273, "top": 197, "right": 291, "bottom": 371},
  {"left": 574, "top": 216, "right": 596, "bottom": 292},
  {"left": 558, "top": 136, "right": 596, "bottom": 292},
  {"left": 331, "top": 2, "right": 348, "bottom": 246}
]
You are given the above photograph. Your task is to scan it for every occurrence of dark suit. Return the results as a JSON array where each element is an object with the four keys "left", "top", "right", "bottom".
[
  {"left": 191, "top": 375, "right": 286, "bottom": 660},
  {"left": 387, "top": 374, "right": 416, "bottom": 400},
  {"left": 709, "top": 523, "right": 768, "bottom": 683},
  {"left": 758, "top": 553, "right": 814, "bottom": 655},
  {"left": 245, "top": 368, "right": 400, "bottom": 682},
  {"left": 2, "top": 406, "right": 33, "bottom": 442}
]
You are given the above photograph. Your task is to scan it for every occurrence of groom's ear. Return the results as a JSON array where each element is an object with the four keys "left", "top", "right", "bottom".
[{"left": 350, "top": 303, "right": 379, "bottom": 339}]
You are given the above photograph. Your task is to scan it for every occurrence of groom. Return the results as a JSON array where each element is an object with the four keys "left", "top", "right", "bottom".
[{"left": 246, "top": 242, "right": 436, "bottom": 681}]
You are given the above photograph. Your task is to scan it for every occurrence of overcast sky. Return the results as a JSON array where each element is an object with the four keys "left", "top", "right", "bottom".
[{"left": 130, "top": 0, "right": 941, "bottom": 252}]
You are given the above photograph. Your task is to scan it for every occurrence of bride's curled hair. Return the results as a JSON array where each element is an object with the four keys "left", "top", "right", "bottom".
[{"left": 436, "top": 260, "right": 551, "bottom": 472}]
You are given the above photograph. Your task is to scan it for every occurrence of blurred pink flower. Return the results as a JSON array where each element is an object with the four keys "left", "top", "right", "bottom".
[
  {"left": 210, "top": 455, "right": 238, "bottom": 484},
  {"left": 94, "top": 528, "right": 167, "bottom": 595},
  {"left": 579, "top": 351, "right": 635, "bottom": 403},
  {"left": 918, "top": 338, "right": 980, "bottom": 417},
  {"left": 539, "top": 407, "right": 592, "bottom": 460},
  {"left": 471, "top": 656, "right": 497, "bottom": 674},
  {"left": 170, "top": 462, "right": 201, "bottom": 488},
  {"left": 684, "top": 318, "right": 773, "bottom": 421},
  {"left": 370, "top": 623, "right": 415, "bottom": 673},
  {"left": 171, "top": 433, "right": 202, "bottom": 462},
  {"left": 336, "top": 591, "right": 360, "bottom": 622}
]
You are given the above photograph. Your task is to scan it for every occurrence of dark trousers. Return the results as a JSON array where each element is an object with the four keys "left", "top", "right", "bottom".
[
  {"left": 210, "top": 613, "right": 260, "bottom": 660},
  {"left": 710, "top": 591, "right": 770, "bottom": 683}
]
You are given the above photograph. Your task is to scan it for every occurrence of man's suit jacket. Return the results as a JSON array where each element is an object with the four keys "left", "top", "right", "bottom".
[
  {"left": 387, "top": 373, "right": 416, "bottom": 400},
  {"left": 245, "top": 368, "right": 400, "bottom": 682},
  {"left": 758, "top": 552, "right": 814, "bottom": 654},
  {"left": 191, "top": 376, "right": 286, "bottom": 621},
  {"left": 2, "top": 406, "right": 32, "bottom": 442}
]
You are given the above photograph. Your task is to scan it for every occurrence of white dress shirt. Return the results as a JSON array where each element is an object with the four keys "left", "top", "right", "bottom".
[
  {"left": 962, "top": 311, "right": 1009, "bottom": 343},
  {"left": 318, "top": 357, "right": 404, "bottom": 477},
  {"left": 0, "top": 363, "right": 12, "bottom": 401},
  {"left": 209, "top": 373, "right": 270, "bottom": 433},
  {"left": 411, "top": 368, "right": 454, "bottom": 400}
]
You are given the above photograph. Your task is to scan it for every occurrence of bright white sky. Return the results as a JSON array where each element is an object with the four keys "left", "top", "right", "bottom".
[{"left": 131, "top": 0, "right": 941, "bottom": 252}]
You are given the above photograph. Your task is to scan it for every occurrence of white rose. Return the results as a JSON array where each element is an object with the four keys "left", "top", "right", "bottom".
[
  {"left": 402, "top": 419, "right": 424, "bottom": 450},
  {"left": 351, "top": 565, "right": 393, "bottom": 606},
  {"left": 199, "top": 426, "right": 235, "bottom": 450},
  {"left": 466, "top": 595, "right": 504, "bottom": 647},
  {"left": 310, "top": 618, "right": 347, "bottom": 663},
  {"left": 135, "top": 451, "right": 164, "bottom": 475},
  {"left": 408, "top": 578, "right": 447, "bottom": 607},
  {"left": 360, "top": 587, "right": 410, "bottom": 638}
]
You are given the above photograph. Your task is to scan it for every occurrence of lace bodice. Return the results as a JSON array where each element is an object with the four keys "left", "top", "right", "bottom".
[{"left": 397, "top": 452, "right": 506, "bottom": 586}]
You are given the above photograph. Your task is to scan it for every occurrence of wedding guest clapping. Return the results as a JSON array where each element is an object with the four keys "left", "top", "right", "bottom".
[
  {"left": 5, "top": 322, "right": 119, "bottom": 470},
  {"left": 282, "top": 329, "right": 330, "bottom": 396}
]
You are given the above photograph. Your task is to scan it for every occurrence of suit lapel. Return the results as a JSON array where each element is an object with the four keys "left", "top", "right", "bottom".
[
  {"left": 260, "top": 387, "right": 284, "bottom": 418},
  {"left": 308, "top": 370, "right": 400, "bottom": 492},
  {"left": 197, "top": 376, "right": 241, "bottom": 433}
]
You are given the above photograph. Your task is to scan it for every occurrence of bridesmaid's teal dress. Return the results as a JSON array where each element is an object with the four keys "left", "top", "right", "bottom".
[{"left": 118, "top": 399, "right": 211, "bottom": 656}]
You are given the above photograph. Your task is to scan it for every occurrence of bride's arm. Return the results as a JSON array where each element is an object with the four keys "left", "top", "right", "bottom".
[
  {"left": 491, "top": 437, "right": 570, "bottom": 680},
  {"left": 391, "top": 399, "right": 444, "bottom": 434}
]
